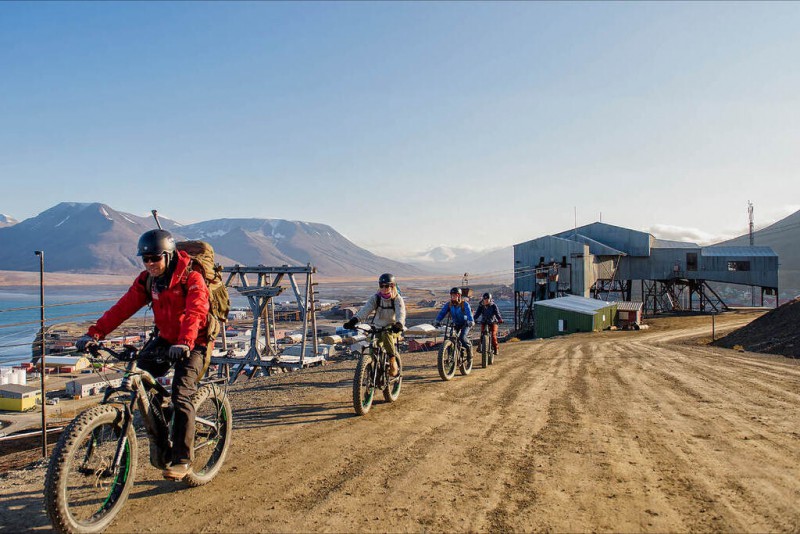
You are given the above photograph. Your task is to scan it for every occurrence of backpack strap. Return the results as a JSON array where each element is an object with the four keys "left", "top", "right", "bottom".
[{"left": 376, "top": 292, "right": 396, "bottom": 310}]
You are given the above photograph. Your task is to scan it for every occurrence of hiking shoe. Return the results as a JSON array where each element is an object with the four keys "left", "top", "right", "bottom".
[
  {"left": 149, "top": 441, "right": 169, "bottom": 469},
  {"left": 162, "top": 462, "right": 191, "bottom": 481},
  {"left": 388, "top": 357, "right": 399, "bottom": 377}
]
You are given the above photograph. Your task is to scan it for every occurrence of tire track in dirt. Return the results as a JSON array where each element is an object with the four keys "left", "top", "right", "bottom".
[
  {"left": 5, "top": 312, "right": 799, "bottom": 533},
  {"left": 614, "top": 339, "right": 799, "bottom": 532}
]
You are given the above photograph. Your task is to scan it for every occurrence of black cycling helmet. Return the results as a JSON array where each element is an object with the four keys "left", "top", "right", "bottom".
[
  {"left": 450, "top": 287, "right": 462, "bottom": 296},
  {"left": 378, "top": 273, "right": 396, "bottom": 286},
  {"left": 483, "top": 292, "right": 492, "bottom": 300},
  {"left": 137, "top": 229, "right": 176, "bottom": 259}
]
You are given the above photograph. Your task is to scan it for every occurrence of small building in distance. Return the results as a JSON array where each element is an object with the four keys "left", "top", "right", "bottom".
[
  {"left": 0, "top": 384, "right": 42, "bottom": 411},
  {"left": 616, "top": 301, "right": 644, "bottom": 329},
  {"left": 66, "top": 373, "right": 125, "bottom": 399},
  {"left": 38, "top": 355, "right": 92, "bottom": 373},
  {"left": 534, "top": 296, "right": 617, "bottom": 339}
]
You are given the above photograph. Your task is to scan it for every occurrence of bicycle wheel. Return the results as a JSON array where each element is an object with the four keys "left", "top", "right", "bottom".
[
  {"left": 437, "top": 340, "right": 457, "bottom": 381},
  {"left": 184, "top": 384, "right": 233, "bottom": 487},
  {"left": 481, "top": 333, "right": 489, "bottom": 368},
  {"left": 459, "top": 343, "right": 473, "bottom": 376},
  {"left": 44, "top": 405, "right": 137, "bottom": 534},
  {"left": 383, "top": 354, "right": 402, "bottom": 403},
  {"left": 353, "top": 350, "right": 376, "bottom": 415}
]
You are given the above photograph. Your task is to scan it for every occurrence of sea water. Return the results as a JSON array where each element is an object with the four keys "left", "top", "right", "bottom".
[
  {"left": 0, "top": 284, "right": 330, "bottom": 366},
  {"left": 0, "top": 286, "right": 139, "bottom": 366}
]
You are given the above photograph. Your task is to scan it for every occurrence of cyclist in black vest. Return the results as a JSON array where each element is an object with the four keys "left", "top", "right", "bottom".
[{"left": 344, "top": 273, "right": 406, "bottom": 376}]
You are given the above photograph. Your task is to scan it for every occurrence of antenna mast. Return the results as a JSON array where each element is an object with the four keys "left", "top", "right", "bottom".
[{"left": 151, "top": 209, "right": 163, "bottom": 230}]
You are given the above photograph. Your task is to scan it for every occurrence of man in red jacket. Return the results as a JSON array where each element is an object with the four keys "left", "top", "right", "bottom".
[{"left": 76, "top": 229, "right": 209, "bottom": 481}]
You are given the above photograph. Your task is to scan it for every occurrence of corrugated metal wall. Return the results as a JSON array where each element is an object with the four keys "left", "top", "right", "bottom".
[{"left": 533, "top": 302, "right": 617, "bottom": 338}]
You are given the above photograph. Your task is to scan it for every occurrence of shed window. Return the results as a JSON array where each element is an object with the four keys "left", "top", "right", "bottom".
[{"left": 727, "top": 261, "right": 750, "bottom": 272}]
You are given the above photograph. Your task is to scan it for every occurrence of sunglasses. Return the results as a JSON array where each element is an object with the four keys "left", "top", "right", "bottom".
[
  {"left": 379, "top": 283, "right": 394, "bottom": 289},
  {"left": 142, "top": 255, "right": 164, "bottom": 264}
]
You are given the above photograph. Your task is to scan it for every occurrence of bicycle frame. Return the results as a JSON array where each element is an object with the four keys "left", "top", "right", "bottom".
[
  {"left": 360, "top": 324, "right": 397, "bottom": 387},
  {"left": 93, "top": 348, "right": 172, "bottom": 475},
  {"left": 443, "top": 321, "right": 464, "bottom": 355}
]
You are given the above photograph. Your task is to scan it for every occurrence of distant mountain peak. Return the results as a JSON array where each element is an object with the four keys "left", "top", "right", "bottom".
[
  {"left": 0, "top": 203, "right": 423, "bottom": 278},
  {"left": 0, "top": 213, "right": 18, "bottom": 228}
]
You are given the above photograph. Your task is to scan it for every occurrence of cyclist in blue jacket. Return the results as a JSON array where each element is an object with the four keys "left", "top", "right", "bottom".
[{"left": 435, "top": 287, "right": 475, "bottom": 360}]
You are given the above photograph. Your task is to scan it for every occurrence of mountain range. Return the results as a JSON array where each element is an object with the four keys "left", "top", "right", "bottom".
[
  {"left": 0, "top": 203, "right": 424, "bottom": 278},
  {"left": 2, "top": 203, "right": 798, "bottom": 293}
]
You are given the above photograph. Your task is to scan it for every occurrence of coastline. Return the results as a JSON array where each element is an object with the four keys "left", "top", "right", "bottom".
[{"left": 0, "top": 270, "right": 131, "bottom": 287}]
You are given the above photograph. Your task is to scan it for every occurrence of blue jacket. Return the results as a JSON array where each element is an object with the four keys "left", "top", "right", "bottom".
[{"left": 436, "top": 300, "right": 474, "bottom": 327}]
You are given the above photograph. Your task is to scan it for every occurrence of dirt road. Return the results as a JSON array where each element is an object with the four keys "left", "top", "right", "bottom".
[{"left": 2, "top": 313, "right": 799, "bottom": 532}]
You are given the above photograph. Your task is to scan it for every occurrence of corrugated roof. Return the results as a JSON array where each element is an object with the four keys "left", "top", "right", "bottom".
[
  {"left": 534, "top": 295, "right": 616, "bottom": 315},
  {"left": 615, "top": 301, "right": 643, "bottom": 311},
  {"left": 652, "top": 238, "right": 700, "bottom": 249},
  {"left": 0, "top": 384, "right": 40, "bottom": 394},
  {"left": 67, "top": 372, "right": 125, "bottom": 387},
  {"left": 702, "top": 246, "right": 777, "bottom": 257}
]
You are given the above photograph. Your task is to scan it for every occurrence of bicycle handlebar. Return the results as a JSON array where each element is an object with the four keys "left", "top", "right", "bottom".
[
  {"left": 86, "top": 343, "right": 139, "bottom": 362},
  {"left": 354, "top": 323, "right": 396, "bottom": 335}
]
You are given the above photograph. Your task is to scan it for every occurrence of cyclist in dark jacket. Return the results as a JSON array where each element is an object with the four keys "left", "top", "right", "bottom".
[
  {"left": 76, "top": 229, "right": 209, "bottom": 481},
  {"left": 473, "top": 292, "right": 503, "bottom": 354},
  {"left": 435, "top": 287, "right": 475, "bottom": 360}
]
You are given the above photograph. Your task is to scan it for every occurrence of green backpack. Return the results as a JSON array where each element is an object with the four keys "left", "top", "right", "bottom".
[{"left": 145, "top": 240, "right": 231, "bottom": 344}]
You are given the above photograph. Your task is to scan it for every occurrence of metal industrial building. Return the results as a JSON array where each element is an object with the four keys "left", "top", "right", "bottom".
[{"left": 514, "top": 222, "right": 779, "bottom": 330}]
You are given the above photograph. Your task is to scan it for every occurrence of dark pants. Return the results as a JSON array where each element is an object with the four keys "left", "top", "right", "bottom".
[
  {"left": 138, "top": 338, "right": 205, "bottom": 465},
  {"left": 457, "top": 325, "right": 471, "bottom": 353}
]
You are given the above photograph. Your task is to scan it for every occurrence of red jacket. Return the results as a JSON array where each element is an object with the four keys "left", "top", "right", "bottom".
[{"left": 88, "top": 251, "right": 210, "bottom": 349}]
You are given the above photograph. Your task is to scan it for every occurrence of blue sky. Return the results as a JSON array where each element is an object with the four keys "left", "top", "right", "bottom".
[{"left": 2, "top": 2, "right": 799, "bottom": 259}]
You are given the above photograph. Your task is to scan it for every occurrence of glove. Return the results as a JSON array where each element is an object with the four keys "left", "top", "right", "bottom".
[
  {"left": 168, "top": 344, "right": 190, "bottom": 361},
  {"left": 391, "top": 322, "right": 404, "bottom": 333},
  {"left": 76, "top": 334, "right": 98, "bottom": 353},
  {"left": 434, "top": 322, "right": 441, "bottom": 328},
  {"left": 343, "top": 317, "right": 359, "bottom": 330}
]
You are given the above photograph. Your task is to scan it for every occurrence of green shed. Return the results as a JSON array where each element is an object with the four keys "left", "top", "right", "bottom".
[{"left": 534, "top": 296, "right": 617, "bottom": 338}]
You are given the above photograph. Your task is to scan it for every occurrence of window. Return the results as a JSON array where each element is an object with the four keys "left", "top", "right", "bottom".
[
  {"left": 686, "top": 253, "right": 698, "bottom": 271},
  {"left": 727, "top": 261, "right": 750, "bottom": 272}
]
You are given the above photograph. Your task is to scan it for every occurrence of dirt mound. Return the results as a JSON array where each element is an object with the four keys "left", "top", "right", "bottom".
[{"left": 713, "top": 298, "right": 800, "bottom": 357}]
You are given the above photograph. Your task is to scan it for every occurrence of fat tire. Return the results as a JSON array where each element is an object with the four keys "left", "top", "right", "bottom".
[
  {"left": 459, "top": 344, "right": 473, "bottom": 376},
  {"left": 44, "top": 404, "right": 137, "bottom": 534},
  {"left": 383, "top": 354, "right": 402, "bottom": 403},
  {"left": 481, "top": 333, "right": 489, "bottom": 368},
  {"left": 353, "top": 351, "right": 375, "bottom": 415},
  {"left": 437, "top": 341, "right": 457, "bottom": 381},
  {"left": 184, "top": 384, "right": 233, "bottom": 487}
]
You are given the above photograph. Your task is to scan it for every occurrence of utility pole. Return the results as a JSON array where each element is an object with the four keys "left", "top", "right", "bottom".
[
  {"left": 748, "top": 202, "right": 755, "bottom": 306},
  {"left": 35, "top": 250, "right": 47, "bottom": 458}
]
